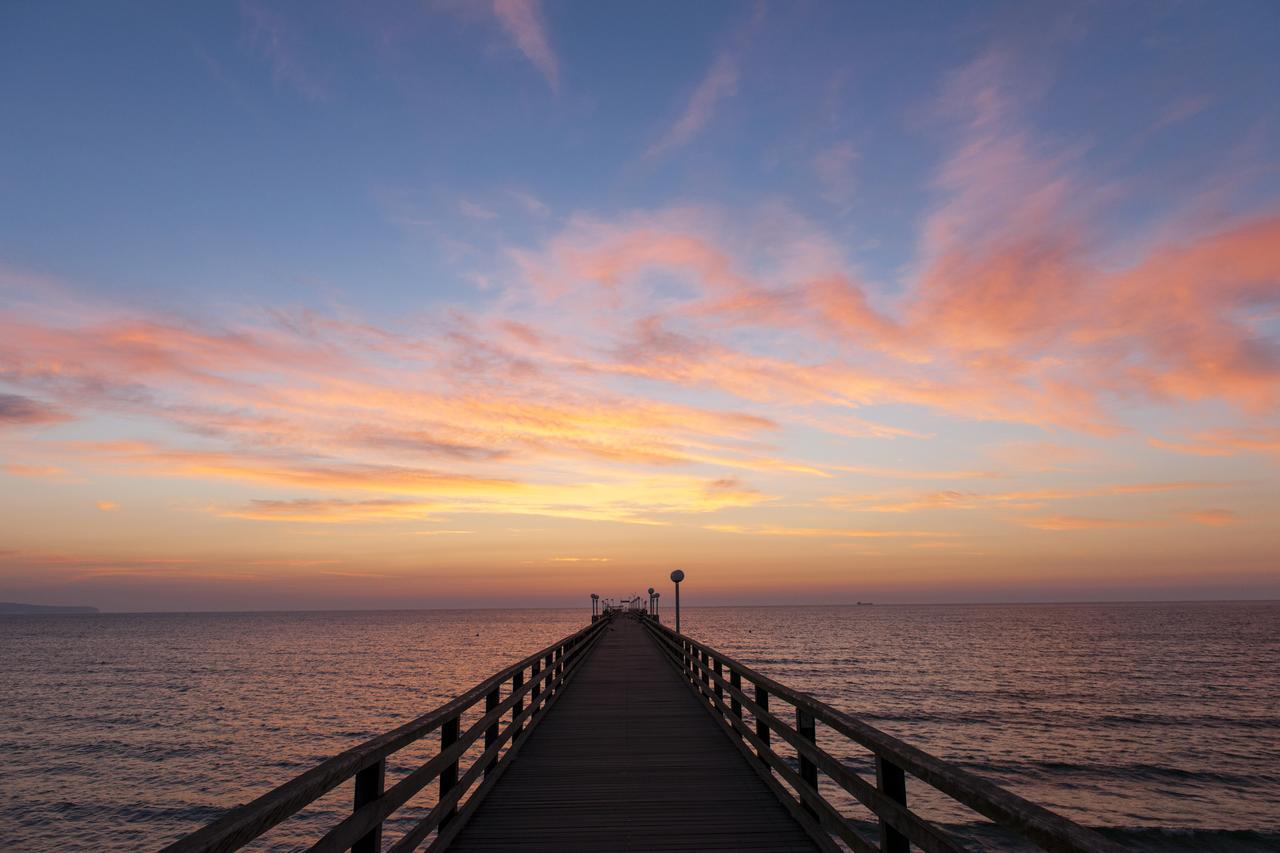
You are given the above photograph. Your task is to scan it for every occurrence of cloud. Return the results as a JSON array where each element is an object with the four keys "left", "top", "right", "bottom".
[
  {"left": 459, "top": 199, "right": 498, "bottom": 220},
  {"left": 96, "top": 501, "right": 119, "bottom": 512},
  {"left": 219, "top": 498, "right": 435, "bottom": 523},
  {"left": 0, "top": 394, "right": 70, "bottom": 427},
  {"left": 986, "top": 440, "right": 1095, "bottom": 472},
  {"left": 645, "top": 5, "right": 763, "bottom": 159},
  {"left": 240, "top": 0, "right": 328, "bottom": 102},
  {"left": 830, "top": 481, "right": 1232, "bottom": 513},
  {"left": 1184, "top": 508, "right": 1240, "bottom": 526},
  {"left": 508, "top": 189, "right": 550, "bottom": 217},
  {"left": 2, "top": 464, "right": 66, "bottom": 477},
  {"left": 1017, "top": 514, "right": 1157, "bottom": 531},
  {"left": 812, "top": 141, "right": 858, "bottom": 208},
  {"left": 491, "top": 0, "right": 559, "bottom": 92},
  {"left": 705, "top": 524, "right": 953, "bottom": 539},
  {"left": 1152, "top": 427, "right": 1280, "bottom": 459},
  {"left": 77, "top": 442, "right": 519, "bottom": 496},
  {"left": 647, "top": 52, "right": 739, "bottom": 159},
  {"left": 1152, "top": 94, "right": 1211, "bottom": 132}
]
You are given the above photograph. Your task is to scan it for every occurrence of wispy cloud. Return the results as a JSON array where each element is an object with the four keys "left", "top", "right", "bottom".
[
  {"left": 705, "top": 524, "right": 953, "bottom": 539},
  {"left": 645, "top": 5, "right": 763, "bottom": 159},
  {"left": 812, "top": 141, "right": 858, "bottom": 209},
  {"left": 1183, "top": 508, "right": 1240, "bottom": 526},
  {"left": 491, "top": 0, "right": 560, "bottom": 92},
  {"left": 2, "top": 463, "right": 67, "bottom": 478},
  {"left": 830, "top": 481, "right": 1233, "bottom": 513},
  {"left": 220, "top": 498, "right": 435, "bottom": 523},
  {"left": 1152, "top": 427, "right": 1280, "bottom": 459},
  {"left": 1017, "top": 514, "right": 1159, "bottom": 531},
  {"left": 240, "top": 0, "right": 328, "bottom": 102}
]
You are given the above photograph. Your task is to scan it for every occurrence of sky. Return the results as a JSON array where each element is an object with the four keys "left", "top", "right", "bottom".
[{"left": 1, "top": 1, "right": 1278, "bottom": 611}]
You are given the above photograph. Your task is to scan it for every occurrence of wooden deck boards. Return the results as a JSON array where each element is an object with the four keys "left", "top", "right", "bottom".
[{"left": 446, "top": 617, "right": 819, "bottom": 852}]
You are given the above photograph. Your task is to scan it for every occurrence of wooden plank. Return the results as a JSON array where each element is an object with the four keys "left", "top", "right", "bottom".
[{"left": 446, "top": 618, "right": 820, "bottom": 853}]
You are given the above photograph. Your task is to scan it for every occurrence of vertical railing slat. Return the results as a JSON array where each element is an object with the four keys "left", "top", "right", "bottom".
[
  {"left": 439, "top": 716, "right": 459, "bottom": 828},
  {"left": 713, "top": 657, "right": 724, "bottom": 717},
  {"left": 755, "top": 685, "right": 771, "bottom": 770},
  {"left": 484, "top": 687, "right": 500, "bottom": 777},
  {"left": 352, "top": 758, "right": 385, "bottom": 853},
  {"left": 797, "top": 708, "right": 818, "bottom": 817},
  {"left": 876, "top": 755, "right": 909, "bottom": 853},
  {"left": 512, "top": 669, "right": 525, "bottom": 739},
  {"left": 729, "top": 669, "right": 742, "bottom": 727}
]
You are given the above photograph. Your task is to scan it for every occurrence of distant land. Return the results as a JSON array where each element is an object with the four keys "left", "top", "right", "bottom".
[{"left": 0, "top": 602, "right": 100, "bottom": 615}]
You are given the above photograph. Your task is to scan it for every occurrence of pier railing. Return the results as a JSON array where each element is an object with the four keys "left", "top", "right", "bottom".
[
  {"left": 642, "top": 616, "right": 1122, "bottom": 853},
  {"left": 161, "top": 615, "right": 611, "bottom": 853}
]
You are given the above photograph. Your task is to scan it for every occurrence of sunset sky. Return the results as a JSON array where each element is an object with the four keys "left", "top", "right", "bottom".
[{"left": 2, "top": 1, "right": 1278, "bottom": 610}]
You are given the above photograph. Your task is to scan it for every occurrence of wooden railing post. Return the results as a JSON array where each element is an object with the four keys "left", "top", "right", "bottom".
[
  {"left": 713, "top": 657, "right": 724, "bottom": 717},
  {"left": 439, "top": 716, "right": 459, "bottom": 828},
  {"left": 484, "top": 687, "right": 500, "bottom": 777},
  {"left": 352, "top": 757, "right": 384, "bottom": 853},
  {"left": 876, "top": 755, "right": 909, "bottom": 853},
  {"left": 512, "top": 669, "right": 525, "bottom": 739},
  {"left": 729, "top": 669, "right": 742, "bottom": 729},
  {"left": 531, "top": 657, "right": 542, "bottom": 714},
  {"left": 797, "top": 708, "right": 818, "bottom": 816},
  {"left": 755, "top": 685, "right": 770, "bottom": 770}
]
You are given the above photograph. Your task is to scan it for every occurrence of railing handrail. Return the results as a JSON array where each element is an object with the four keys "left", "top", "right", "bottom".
[
  {"left": 643, "top": 617, "right": 1123, "bottom": 853},
  {"left": 162, "top": 616, "right": 611, "bottom": 853}
]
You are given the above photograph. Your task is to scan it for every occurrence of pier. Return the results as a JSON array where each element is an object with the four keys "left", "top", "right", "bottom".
[{"left": 163, "top": 606, "right": 1122, "bottom": 853}]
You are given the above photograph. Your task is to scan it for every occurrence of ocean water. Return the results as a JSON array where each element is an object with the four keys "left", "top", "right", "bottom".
[{"left": 1, "top": 603, "right": 1277, "bottom": 851}]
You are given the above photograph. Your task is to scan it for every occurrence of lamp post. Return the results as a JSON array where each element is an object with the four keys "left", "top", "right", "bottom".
[
  {"left": 647, "top": 587, "right": 655, "bottom": 617},
  {"left": 670, "top": 569, "right": 685, "bottom": 634},
  {"left": 591, "top": 593, "right": 599, "bottom": 621}
]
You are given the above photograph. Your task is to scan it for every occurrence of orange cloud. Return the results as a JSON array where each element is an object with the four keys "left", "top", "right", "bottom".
[
  {"left": 705, "top": 524, "right": 953, "bottom": 539},
  {"left": 1183, "top": 509, "right": 1240, "bottom": 526},
  {"left": 2, "top": 463, "right": 66, "bottom": 477},
  {"left": 1017, "top": 514, "right": 1159, "bottom": 531},
  {"left": 218, "top": 498, "right": 436, "bottom": 523},
  {"left": 830, "top": 481, "right": 1232, "bottom": 513},
  {"left": 1152, "top": 427, "right": 1280, "bottom": 459}
]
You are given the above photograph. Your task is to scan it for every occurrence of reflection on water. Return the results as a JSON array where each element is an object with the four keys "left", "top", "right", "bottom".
[{"left": 2, "top": 602, "right": 1276, "bottom": 851}]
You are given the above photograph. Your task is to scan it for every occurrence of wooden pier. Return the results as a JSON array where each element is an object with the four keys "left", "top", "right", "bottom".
[
  {"left": 446, "top": 616, "right": 816, "bottom": 852},
  {"left": 163, "top": 610, "right": 1123, "bottom": 853}
]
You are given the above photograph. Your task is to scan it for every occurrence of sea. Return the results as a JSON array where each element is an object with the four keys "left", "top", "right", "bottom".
[{"left": 1, "top": 602, "right": 1277, "bottom": 851}]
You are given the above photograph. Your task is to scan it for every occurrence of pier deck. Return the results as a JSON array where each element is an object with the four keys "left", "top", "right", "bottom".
[{"left": 448, "top": 617, "right": 819, "bottom": 852}]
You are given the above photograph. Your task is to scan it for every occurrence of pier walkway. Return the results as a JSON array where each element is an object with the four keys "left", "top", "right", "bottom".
[{"left": 448, "top": 616, "right": 818, "bottom": 852}]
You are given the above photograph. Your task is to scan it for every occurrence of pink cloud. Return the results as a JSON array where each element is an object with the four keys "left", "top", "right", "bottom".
[
  {"left": 645, "top": 5, "right": 763, "bottom": 159},
  {"left": 491, "top": 0, "right": 559, "bottom": 92}
]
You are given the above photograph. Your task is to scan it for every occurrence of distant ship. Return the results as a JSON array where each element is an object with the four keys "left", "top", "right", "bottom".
[{"left": 855, "top": 601, "right": 873, "bottom": 606}]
